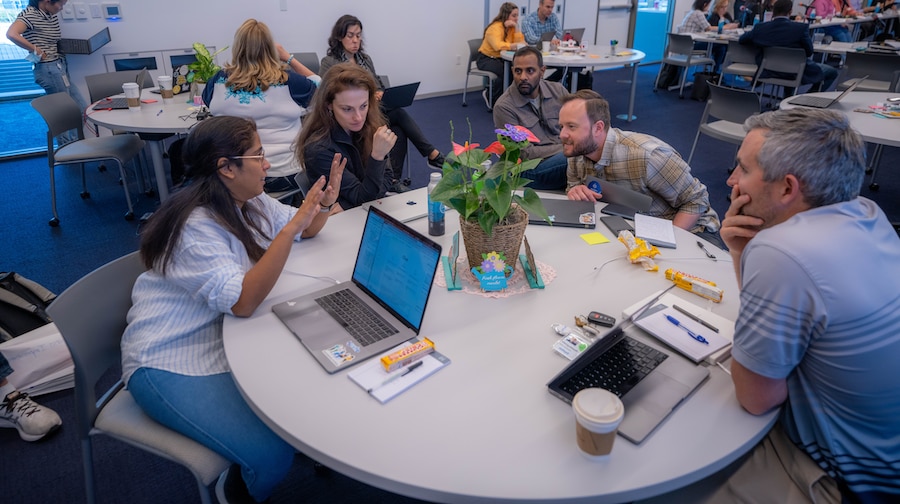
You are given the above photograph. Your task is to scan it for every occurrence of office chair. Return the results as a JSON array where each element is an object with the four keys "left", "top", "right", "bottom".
[
  {"left": 751, "top": 46, "right": 806, "bottom": 100},
  {"left": 654, "top": 33, "right": 715, "bottom": 99},
  {"left": 84, "top": 70, "right": 153, "bottom": 104},
  {"left": 462, "top": 38, "right": 496, "bottom": 109},
  {"left": 267, "top": 171, "right": 312, "bottom": 204},
  {"left": 46, "top": 252, "right": 230, "bottom": 504},
  {"left": 31, "top": 92, "right": 146, "bottom": 226},
  {"left": 290, "top": 52, "right": 320, "bottom": 75},
  {"left": 836, "top": 52, "right": 900, "bottom": 92},
  {"left": 718, "top": 40, "right": 760, "bottom": 87},
  {"left": 688, "top": 82, "right": 761, "bottom": 164}
]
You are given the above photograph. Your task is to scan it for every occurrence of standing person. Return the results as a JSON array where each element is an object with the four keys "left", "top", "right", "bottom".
[
  {"left": 298, "top": 63, "right": 396, "bottom": 211},
  {"left": 6, "top": 0, "right": 89, "bottom": 145},
  {"left": 203, "top": 19, "right": 320, "bottom": 201},
  {"left": 739, "top": 0, "right": 839, "bottom": 93},
  {"left": 560, "top": 90, "right": 722, "bottom": 246},
  {"left": 0, "top": 352, "right": 62, "bottom": 442},
  {"left": 477, "top": 2, "right": 525, "bottom": 110},
  {"left": 121, "top": 116, "right": 345, "bottom": 504},
  {"left": 708, "top": 108, "right": 900, "bottom": 503},
  {"left": 319, "top": 14, "right": 444, "bottom": 193},
  {"left": 492, "top": 46, "right": 569, "bottom": 190},
  {"left": 521, "top": 0, "right": 562, "bottom": 46}
]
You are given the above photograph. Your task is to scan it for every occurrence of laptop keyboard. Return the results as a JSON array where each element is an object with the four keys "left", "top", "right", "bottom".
[
  {"left": 559, "top": 336, "right": 668, "bottom": 398},
  {"left": 315, "top": 289, "right": 398, "bottom": 346}
]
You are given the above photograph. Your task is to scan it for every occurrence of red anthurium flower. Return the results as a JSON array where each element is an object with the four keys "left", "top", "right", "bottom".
[
  {"left": 511, "top": 125, "right": 540, "bottom": 143},
  {"left": 484, "top": 141, "right": 505, "bottom": 156},
  {"left": 452, "top": 141, "right": 480, "bottom": 156}
]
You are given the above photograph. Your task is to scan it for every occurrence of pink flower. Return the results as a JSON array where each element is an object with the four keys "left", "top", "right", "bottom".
[{"left": 484, "top": 141, "right": 505, "bottom": 156}]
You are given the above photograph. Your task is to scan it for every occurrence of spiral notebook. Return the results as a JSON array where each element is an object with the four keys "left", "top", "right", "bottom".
[{"left": 348, "top": 340, "right": 451, "bottom": 403}]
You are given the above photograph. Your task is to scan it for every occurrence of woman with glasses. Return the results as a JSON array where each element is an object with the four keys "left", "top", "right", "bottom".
[
  {"left": 298, "top": 63, "right": 396, "bottom": 211},
  {"left": 203, "top": 19, "right": 321, "bottom": 202},
  {"left": 121, "top": 116, "right": 345, "bottom": 504},
  {"left": 320, "top": 14, "right": 445, "bottom": 193}
]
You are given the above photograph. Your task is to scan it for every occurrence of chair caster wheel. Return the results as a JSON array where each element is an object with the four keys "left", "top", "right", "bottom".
[
  {"left": 81, "top": 191, "right": 91, "bottom": 199},
  {"left": 125, "top": 212, "right": 135, "bottom": 221},
  {"left": 865, "top": 167, "right": 873, "bottom": 175},
  {"left": 49, "top": 218, "right": 60, "bottom": 227},
  {"left": 98, "top": 164, "right": 107, "bottom": 173},
  {"left": 462, "top": 102, "right": 468, "bottom": 107},
  {"left": 869, "top": 183, "right": 879, "bottom": 191}
]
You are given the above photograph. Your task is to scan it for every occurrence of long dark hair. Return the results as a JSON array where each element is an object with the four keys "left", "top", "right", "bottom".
[
  {"left": 485, "top": 2, "right": 519, "bottom": 36},
  {"left": 296, "top": 63, "right": 385, "bottom": 171},
  {"left": 140, "top": 116, "right": 271, "bottom": 273},
  {"left": 326, "top": 14, "right": 364, "bottom": 59}
]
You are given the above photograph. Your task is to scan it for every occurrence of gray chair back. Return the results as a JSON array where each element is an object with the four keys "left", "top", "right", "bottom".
[
  {"left": 706, "top": 82, "right": 761, "bottom": 125},
  {"left": 837, "top": 52, "right": 900, "bottom": 91},
  {"left": 31, "top": 92, "right": 85, "bottom": 142},
  {"left": 291, "top": 52, "right": 320, "bottom": 74},
  {"left": 85, "top": 70, "right": 153, "bottom": 103},
  {"left": 753, "top": 46, "right": 806, "bottom": 95}
]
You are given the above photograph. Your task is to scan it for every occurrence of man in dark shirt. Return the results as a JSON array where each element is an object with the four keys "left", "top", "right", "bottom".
[{"left": 739, "top": 0, "right": 838, "bottom": 92}]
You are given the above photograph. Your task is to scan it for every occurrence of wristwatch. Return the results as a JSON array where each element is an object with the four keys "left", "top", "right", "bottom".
[{"left": 285, "top": 55, "right": 294, "bottom": 65}]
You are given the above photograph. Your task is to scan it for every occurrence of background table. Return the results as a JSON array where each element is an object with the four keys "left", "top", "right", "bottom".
[
  {"left": 223, "top": 190, "right": 777, "bottom": 504},
  {"left": 501, "top": 48, "right": 646, "bottom": 122},
  {"left": 86, "top": 90, "right": 200, "bottom": 202},
  {"left": 780, "top": 91, "right": 900, "bottom": 148}
]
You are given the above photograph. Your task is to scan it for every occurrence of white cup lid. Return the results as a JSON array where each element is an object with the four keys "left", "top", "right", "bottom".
[{"left": 573, "top": 388, "right": 624, "bottom": 426}]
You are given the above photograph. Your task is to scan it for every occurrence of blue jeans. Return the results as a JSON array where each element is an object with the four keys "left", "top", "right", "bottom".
[
  {"left": 823, "top": 25, "right": 852, "bottom": 43},
  {"left": 522, "top": 152, "right": 568, "bottom": 191},
  {"left": 127, "top": 368, "right": 295, "bottom": 502},
  {"left": 33, "top": 58, "right": 89, "bottom": 145}
]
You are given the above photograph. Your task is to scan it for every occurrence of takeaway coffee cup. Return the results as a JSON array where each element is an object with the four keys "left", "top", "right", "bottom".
[
  {"left": 572, "top": 388, "right": 624, "bottom": 459},
  {"left": 542, "top": 41, "right": 551, "bottom": 53},
  {"left": 122, "top": 82, "right": 141, "bottom": 110},
  {"left": 157, "top": 75, "right": 174, "bottom": 102}
]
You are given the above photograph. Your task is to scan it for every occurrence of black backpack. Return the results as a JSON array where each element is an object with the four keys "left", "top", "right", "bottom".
[{"left": 0, "top": 272, "right": 55, "bottom": 342}]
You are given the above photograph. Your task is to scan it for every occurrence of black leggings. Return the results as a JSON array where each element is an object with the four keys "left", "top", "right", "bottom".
[
  {"left": 475, "top": 53, "right": 507, "bottom": 107},
  {"left": 384, "top": 106, "right": 436, "bottom": 180}
]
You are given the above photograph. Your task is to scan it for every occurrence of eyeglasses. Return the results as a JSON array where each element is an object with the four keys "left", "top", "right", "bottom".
[{"left": 229, "top": 148, "right": 266, "bottom": 162}]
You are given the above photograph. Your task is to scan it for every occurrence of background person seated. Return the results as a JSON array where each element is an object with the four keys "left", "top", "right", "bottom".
[{"left": 477, "top": 2, "right": 526, "bottom": 109}]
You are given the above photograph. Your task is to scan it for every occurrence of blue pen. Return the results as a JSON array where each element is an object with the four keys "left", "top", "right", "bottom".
[{"left": 666, "top": 315, "right": 709, "bottom": 344}]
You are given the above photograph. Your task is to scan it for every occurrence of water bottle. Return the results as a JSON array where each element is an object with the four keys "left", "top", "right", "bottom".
[
  {"left": 809, "top": 8, "right": 816, "bottom": 21},
  {"left": 718, "top": 19, "right": 725, "bottom": 33},
  {"left": 427, "top": 172, "right": 445, "bottom": 236}
]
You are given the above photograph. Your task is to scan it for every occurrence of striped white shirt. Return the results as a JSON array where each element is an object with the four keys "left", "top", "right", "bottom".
[
  {"left": 17, "top": 6, "right": 62, "bottom": 62},
  {"left": 121, "top": 194, "right": 299, "bottom": 385}
]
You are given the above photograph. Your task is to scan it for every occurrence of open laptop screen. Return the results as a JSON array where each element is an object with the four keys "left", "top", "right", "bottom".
[{"left": 352, "top": 209, "right": 441, "bottom": 332}]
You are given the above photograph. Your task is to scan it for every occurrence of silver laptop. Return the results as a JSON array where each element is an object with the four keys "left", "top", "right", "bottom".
[
  {"left": 788, "top": 75, "right": 868, "bottom": 108},
  {"left": 272, "top": 206, "right": 442, "bottom": 373},
  {"left": 547, "top": 286, "right": 709, "bottom": 444},
  {"left": 360, "top": 191, "right": 428, "bottom": 223},
  {"left": 586, "top": 176, "right": 653, "bottom": 219}
]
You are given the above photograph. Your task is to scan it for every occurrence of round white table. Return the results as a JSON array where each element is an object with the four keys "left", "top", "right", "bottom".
[
  {"left": 222, "top": 192, "right": 777, "bottom": 503},
  {"left": 86, "top": 89, "right": 200, "bottom": 202},
  {"left": 501, "top": 47, "right": 646, "bottom": 122},
  {"left": 780, "top": 91, "right": 900, "bottom": 148}
]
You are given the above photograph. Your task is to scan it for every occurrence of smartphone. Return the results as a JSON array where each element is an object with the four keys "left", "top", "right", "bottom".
[
  {"left": 887, "top": 97, "right": 900, "bottom": 103},
  {"left": 600, "top": 215, "right": 634, "bottom": 237}
]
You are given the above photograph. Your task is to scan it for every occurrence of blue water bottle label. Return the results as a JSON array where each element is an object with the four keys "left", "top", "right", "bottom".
[{"left": 718, "top": 19, "right": 725, "bottom": 33}]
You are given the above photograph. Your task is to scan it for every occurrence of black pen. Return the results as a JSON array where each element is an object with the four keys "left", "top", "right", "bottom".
[
  {"left": 673, "top": 304, "right": 719, "bottom": 333},
  {"left": 367, "top": 360, "right": 424, "bottom": 393},
  {"left": 697, "top": 240, "right": 717, "bottom": 261}
]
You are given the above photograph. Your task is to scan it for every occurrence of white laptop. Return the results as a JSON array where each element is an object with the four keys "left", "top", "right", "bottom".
[{"left": 361, "top": 191, "right": 428, "bottom": 223}]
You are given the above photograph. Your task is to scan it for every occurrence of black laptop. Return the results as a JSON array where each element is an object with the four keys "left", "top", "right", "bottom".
[
  {"left": 381, "top": 82, "right": 420, "bottom": 110},
  {"left": 91, "top": 68, "right": 149, "bottom": 110},
  {"left": 788, "top": 75, "right": 868, "bottom": 108},
  {"left": 528, "top": 198, "right": 596, "bottom": 228}
]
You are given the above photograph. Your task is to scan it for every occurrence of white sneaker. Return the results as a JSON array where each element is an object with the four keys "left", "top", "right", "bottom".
[{"left": 0, "top": 391, "right": 62, "bottom": 442}]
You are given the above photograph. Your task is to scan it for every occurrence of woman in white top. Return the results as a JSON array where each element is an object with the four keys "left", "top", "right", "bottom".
[
  {"left": 121, "top": 115, "right": 345, "bottom": 503},
  {"left": 203, "top": 19, "right": 321, "bottom": 199}
]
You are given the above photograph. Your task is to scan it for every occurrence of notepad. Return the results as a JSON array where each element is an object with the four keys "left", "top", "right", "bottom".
[
  {"left": 624, "top": 292, "right": 733, "bottom": 364},
  {"left": 348, "top": 340, "right": 451, "bottom": 403},
  {"left": 634, "top": 213, "right": 676, "bottom": 249}
]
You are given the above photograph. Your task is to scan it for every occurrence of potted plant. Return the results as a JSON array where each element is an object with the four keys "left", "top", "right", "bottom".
[
  {"left": 430, "top": 123, "right": 550, "bottom": 272},
  {"left": 187, "top": 42, "right": 227, "bottom": 97}
]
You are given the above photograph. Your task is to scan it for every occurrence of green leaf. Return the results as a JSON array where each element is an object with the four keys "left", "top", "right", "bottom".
[
  {"left": 515, "top": 189, "right": 550, "bottom": 224},
  {"left": 477, "top": 211, "right": 499, "bottom": 235},
  {"left": 484, "top": 178, "right": 512, "bottom": 220}
]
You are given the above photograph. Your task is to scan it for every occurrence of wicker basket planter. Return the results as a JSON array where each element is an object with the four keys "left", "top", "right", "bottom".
[{"left": 459, "top": 205, "right": 528, "bottom": 273}]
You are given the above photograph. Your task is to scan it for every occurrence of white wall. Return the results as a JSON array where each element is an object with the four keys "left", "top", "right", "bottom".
[{"left": 59, "top": 0, "right": 485, "bottom": 101}]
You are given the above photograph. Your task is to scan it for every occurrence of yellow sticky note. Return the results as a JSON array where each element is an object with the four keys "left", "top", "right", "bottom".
[{"left": 581, "top": 232, "right": 610, "bottom": 245}]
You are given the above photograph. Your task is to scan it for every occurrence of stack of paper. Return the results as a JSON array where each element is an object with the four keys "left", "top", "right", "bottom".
[
  {"left": 0, "top": 323, "right": 74, "bottom": 396},
  {"left": 623, "top": 292, "right": 734, "bottom": 364},
  {"left": 634, "top": 213, "right": 676, "bottom": 249},
  {"left": 348, "top": 340, "right": 451, "bottom": 404}
]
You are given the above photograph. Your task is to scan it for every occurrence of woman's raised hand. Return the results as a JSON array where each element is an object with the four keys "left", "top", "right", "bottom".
[{"left": 371, "top": 125, "right": 397, "bottom": 161}]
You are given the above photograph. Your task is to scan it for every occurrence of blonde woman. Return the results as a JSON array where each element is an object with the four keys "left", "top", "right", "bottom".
[{"left": 203, "top": 19, "right": 320, "bottom": 197}]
